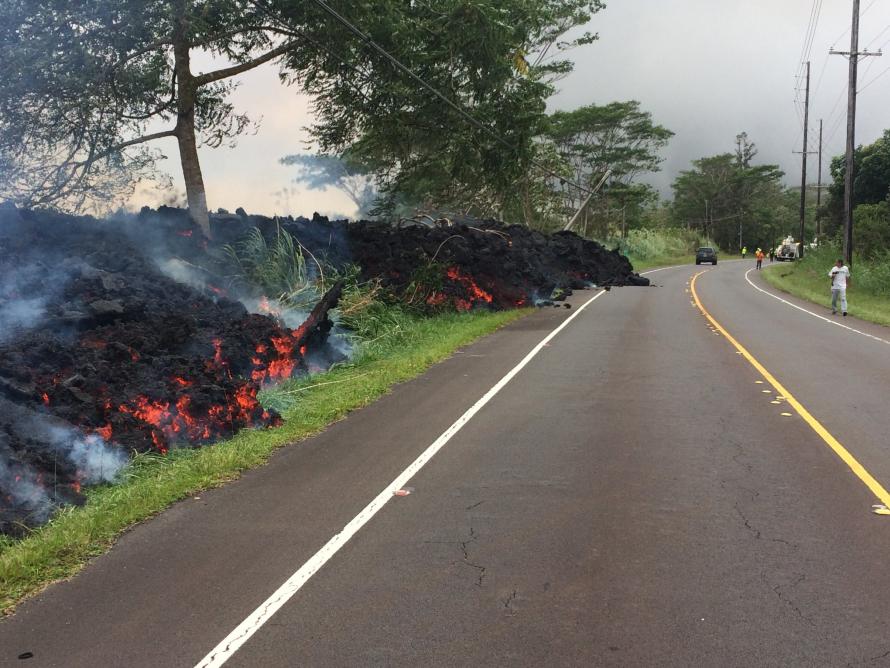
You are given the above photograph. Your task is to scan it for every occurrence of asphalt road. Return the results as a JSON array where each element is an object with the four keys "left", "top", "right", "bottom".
[{"left": 3, "top": 259, "right": 890, "bottom": 667}]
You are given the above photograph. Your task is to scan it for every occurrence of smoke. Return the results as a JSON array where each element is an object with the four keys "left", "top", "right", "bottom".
[
  {"left": 41, "top": 425, "right": 128, "bottom": 484},
  {"left": 0, "top": 263, "right": 54, "bottom": 342},
  {"left": 0, "top": 398, "right": 127, "bottom": 532},
  {"left": 0, "top": 456, "right": 54, "bottom": 525},
  {"left": 157, "top": 258, "right": 214, "bottom": 291},
  {"left": 0, "top": 297, "right": 46, "bottom": 339}
]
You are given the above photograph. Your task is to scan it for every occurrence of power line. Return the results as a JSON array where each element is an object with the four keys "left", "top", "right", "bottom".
[
  {"left": 859, "top": 32, "right": 890, "bottom": 80},
  {"left": 797, "top": 0, "right": 821, "bottom": 77},
  {"left": 828, "top": 0, "right": 879, "bottom": 48},
  {"left": 308, "top": 0, "right": 601, "bottom": 196},
  {"left": 863, "top": 22, "right": 890, "bottom": 50},
  {"left": 859, "top": 63, "right": 890, "bottom": 92}
]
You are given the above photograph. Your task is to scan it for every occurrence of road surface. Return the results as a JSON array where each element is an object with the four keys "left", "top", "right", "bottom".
[{"left": 3, "top": 259, "right": 890, "bottom": 667}]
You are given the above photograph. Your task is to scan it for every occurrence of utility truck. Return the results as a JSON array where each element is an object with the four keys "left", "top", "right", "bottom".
[{"left": 775, "top": 236, "right": 799, "bottom": 261}]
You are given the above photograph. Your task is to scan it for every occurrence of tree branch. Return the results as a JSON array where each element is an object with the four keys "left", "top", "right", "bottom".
[
  {"left": 77, "top": 129, "right": 178, "bottom": 166},
  {"left": 194, "top": 40, "right": 299, "bottom": 86}
]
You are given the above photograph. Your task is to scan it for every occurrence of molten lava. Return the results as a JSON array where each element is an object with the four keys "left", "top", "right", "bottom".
[{"left": 447, "top": 267, "right": 494, "bottom": 310}]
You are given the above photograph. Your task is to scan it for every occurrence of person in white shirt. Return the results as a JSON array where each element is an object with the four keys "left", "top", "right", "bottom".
[{"left": 828, "top": 259, "right": 851, "bottom": 316}]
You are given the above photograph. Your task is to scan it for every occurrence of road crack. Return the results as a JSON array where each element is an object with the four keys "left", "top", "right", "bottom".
[
  {"left": 424, "top": 527, "right": 487, "bottom": 587},
  {"left": 764, "top": 571, "right": 814, "bottom": 626},
  {"left": 503, "top": 589, "right": 518, "bottom": 616},
  {"left": 460, "top": 527, "right": 487, "bottom": 587}
]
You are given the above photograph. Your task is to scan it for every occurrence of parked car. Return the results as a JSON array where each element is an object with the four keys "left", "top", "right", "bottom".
[{"left": 695, "top": 247, "right": 718, "bottom": 265}]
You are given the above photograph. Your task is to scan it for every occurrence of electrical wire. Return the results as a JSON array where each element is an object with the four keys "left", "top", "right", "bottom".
[
  {"left": 858, "top": 33, "right": 890, "bottom": 82},
  {"left": 308, "top": 0, "right": 601, "bottom": 196},
  {"left": 829, "top": 0, "right": 880, "bottom": 49},
  {"left": 798, "top": 0, "right": 823, "bottom": 74},
  {"left": 859, "top": 63, "right": 890, "bottom": 92}
]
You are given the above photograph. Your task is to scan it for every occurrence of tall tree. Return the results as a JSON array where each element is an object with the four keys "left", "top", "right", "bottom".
[
  {"left": 289, "top": 1, "right": 605, "bottom": 219},
  {"left": 824, "top": 129, "right": 890, "bottom": 238},
  {"left": 0, "top": 1, "right": 604, "bottom": 233},
  {"left": 545, "top": 101, "right": 673, "bottom": 219},
  {"left": 670, "top": 139, "right": 786, "bottom": 250}
]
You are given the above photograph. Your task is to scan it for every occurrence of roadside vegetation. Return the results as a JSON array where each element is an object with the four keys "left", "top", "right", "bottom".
[
  {"left": 0, "top": 297, "right": 525, "bottom": 614},
  {"left": 606, "top": 228, "right": 707, "bottom": 271},
  {"left": 763, "top": 245, "right": 890, "bottom": 327},
  {"left": 762, "top": 128, "right": 890, "bottom": 328}
]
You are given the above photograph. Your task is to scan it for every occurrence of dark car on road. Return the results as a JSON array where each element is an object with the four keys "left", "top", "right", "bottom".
[{"left": 695, "top": 247, "right": 717, "bottom": 265}]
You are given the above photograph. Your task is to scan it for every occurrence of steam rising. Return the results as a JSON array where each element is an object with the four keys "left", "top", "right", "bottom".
[
  {"left": 41, "top": 425, "right": 128, "bottom": 484},
  {"left": 0, "top": 263, "right": 54, "bottom": 342},
  {"left": 0, "top": 458, "right": 53, "bottom": 524}
]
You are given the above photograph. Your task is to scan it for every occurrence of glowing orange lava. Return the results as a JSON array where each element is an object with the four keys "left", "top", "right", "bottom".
[
  {"left": 445, "top": 267, "right": 493, "bottom": 308},
  {"left": 250, "top": 329, "right": 308, "bottom": 384}
]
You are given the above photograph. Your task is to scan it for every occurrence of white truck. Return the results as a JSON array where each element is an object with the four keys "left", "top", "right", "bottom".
[{"left": 775, "top": 236, "right": 799, "bottom": 261}]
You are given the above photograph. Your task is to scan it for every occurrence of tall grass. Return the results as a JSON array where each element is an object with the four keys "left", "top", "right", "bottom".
[
  {"left": 223, "top": 224, "right": 321, "bottom": 309},
  {"left": 604, "top": 228, "right": 710, "bottom": 263},
  {"left": 764, "top": 242, "right": 890, "bottom": 326},
  {"left": 791, "top": 244, "right": 890, "bottom": 297},
  {"left": 855, "top": 251, "right": 890, "bottom": 297}
]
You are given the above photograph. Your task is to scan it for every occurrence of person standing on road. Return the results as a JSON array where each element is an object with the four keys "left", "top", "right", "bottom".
[
  {"left": 742, "top": 246, "right": 747, "bottom": 259},
  {"left": 829, "top": 259, "right": 851, "bottom": 316},
  {"left": 755, "top": 248, "right": 764, "bottom": 270},
  {"left": 769, "top": 248, "right": 775, "bottom": 262}
]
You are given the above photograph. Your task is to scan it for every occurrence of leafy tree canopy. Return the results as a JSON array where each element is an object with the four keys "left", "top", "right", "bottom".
[
  {"left": 824, "top": 129, "right": 890, "bottom": 238},
  {"left": 0, "top": 0, "right": 604, "bottom": 232},
  {"left": 670, "top": 135, "right": 789, "bottom": 250}
]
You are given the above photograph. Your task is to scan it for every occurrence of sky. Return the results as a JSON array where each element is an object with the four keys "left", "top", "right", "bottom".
[{"left": 130, "top": 0, "right": 890, "bottom": 218}]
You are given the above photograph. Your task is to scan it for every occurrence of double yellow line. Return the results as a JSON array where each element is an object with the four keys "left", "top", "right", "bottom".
[{"left": 690, "top": 271, "right": 890, "bottom": 514}]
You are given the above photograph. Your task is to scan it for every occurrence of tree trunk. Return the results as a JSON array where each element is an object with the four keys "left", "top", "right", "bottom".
[
  {"left": 172, "top": 5, "right": 211, "bottom": 237},
  {"left": 176, "top": 107, "right": 210, "bottom": 237}
]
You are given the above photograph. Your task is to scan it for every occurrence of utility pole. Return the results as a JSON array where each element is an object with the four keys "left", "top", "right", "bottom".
[
  {"left": 564, "top": 169, "right": 612, "bottom": 233},
  {"left": 816, "top": 118, "right": 823, "bottom": 238},
  {"left": 831, "top": 0, "right": 882, "bottom": 265},
  {"left": 704, "top": 199, "right": 709, "bottom": 240},
  {"left": 798, "top": 61, "right": 810, "bottom": 260}
]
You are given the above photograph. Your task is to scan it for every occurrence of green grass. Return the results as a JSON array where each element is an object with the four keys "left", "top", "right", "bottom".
[
  {"left": 0, "top": 308, "right": 526, "bottom": 614},
  {"left": 763, "top": 248, "right": 890, "bottom": 327},
  {"left": 606, "top": 227, "right": 740, "bottom": 273}
]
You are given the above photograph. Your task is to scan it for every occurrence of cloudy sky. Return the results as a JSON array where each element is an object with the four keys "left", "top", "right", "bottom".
[{"left": 133, "top": 0, "right": 890, "bottom": 218}]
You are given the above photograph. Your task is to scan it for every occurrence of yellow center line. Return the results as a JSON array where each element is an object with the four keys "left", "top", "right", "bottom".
[{"left": 690, "top": 270, "right": 890, "bottom": 514}]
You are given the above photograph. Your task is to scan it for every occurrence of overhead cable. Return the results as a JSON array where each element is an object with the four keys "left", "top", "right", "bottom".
[{"left": 308, "top": 0, "right": 602, "bottom": 196}]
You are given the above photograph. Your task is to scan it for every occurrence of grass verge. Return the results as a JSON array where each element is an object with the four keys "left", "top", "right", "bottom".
[
  {"left": 0, "top": 308, "right": 526, "bottom": 615},
  {"left": 763, "top": 255, "right": 890, "bottom": 328}
]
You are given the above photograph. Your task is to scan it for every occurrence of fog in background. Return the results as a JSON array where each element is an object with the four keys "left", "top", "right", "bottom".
[{"left": 131, "top": 1, "right": 890, "bottom": 216}]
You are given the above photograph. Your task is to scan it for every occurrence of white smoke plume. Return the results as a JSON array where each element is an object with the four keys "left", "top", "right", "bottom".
[{"left": 43, "top": 425, "right": 128, "bottom": 484}]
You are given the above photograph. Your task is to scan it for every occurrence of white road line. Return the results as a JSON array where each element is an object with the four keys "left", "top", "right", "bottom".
[
  {"left": 744, "top": 268, "right": 890, "bottom": 346},
  {"left": 194, "top": 289, "right": 608, "bottom": 668}
]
